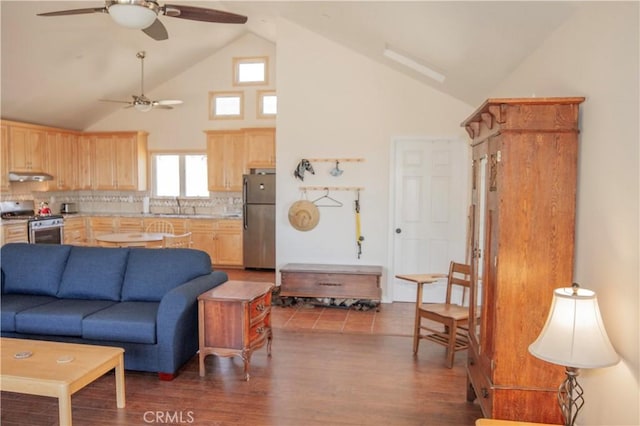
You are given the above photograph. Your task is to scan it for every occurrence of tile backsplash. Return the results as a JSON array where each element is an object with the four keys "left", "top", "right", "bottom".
[{"left": 2, "top": 187, "right": 242, "bottom": 216}]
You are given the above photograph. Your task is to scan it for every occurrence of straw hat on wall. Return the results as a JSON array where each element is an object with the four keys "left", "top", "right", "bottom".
[{"left": 288, "top": 200, "right": 320, "bottom": 231}]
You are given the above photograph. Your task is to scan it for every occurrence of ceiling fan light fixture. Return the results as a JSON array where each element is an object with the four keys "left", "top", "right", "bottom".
[
  {"left": 134, "top": 102, "right": 153, "bottom": 112},
  {"left": 108, "top": 3, "right": 157, "bottom": 29}
]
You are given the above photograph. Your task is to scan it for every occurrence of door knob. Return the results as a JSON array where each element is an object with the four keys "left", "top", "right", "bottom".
[{"left": 395, "top": 228, "right": 402, "bottom": 234}]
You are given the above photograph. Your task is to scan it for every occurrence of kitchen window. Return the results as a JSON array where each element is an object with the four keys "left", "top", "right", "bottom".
[{"left": 152, "top": 153, "right": 208, "bottom": 197}]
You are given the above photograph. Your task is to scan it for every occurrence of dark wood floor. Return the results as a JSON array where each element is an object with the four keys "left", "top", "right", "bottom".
[{"left": 1, "top": 269, "right": 484, "bottom": 425}]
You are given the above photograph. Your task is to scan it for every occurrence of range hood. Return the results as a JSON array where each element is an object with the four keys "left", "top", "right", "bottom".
[{"left": 9, "top": 171, "right": 54, "bottom": 182}]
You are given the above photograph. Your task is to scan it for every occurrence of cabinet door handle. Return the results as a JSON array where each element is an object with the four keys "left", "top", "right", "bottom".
[
  {"left": 481, "top": 388, "right": 489, "bottom": 398},
  {"left": 256, "top": 326, "right": 265, "bottom": 334},
  {"left": 256, "top": 304, "right": 266, "bottom": 312}
]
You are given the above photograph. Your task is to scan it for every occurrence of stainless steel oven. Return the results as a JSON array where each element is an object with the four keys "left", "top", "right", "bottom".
[
  {"left": 29, "top": 216, "right": 64, "bottom": 244},
  {"left": 1, "top": 200, "right": 65, "bottom": 245}
]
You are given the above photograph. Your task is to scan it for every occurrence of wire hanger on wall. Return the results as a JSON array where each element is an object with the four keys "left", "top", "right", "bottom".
[{"left": 312, "top": 188, "right": 343, "bottom": 207}]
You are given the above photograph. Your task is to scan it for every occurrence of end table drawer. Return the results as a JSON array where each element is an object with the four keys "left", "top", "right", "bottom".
[{"left": 250, "top": 292, "right": 271, "bottom": 321}]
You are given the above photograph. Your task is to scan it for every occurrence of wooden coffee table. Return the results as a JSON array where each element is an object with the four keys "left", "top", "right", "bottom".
[{"left": 0, "top": 338, "right": 125, "bottom": 426}]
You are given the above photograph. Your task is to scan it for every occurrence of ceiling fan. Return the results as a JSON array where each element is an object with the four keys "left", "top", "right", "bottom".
[
  {"left": 37, "top": 0, "right": 248, "bottom": 41},
  {"left": 100, "top": 51, "right": 182, "bottom": 112}
]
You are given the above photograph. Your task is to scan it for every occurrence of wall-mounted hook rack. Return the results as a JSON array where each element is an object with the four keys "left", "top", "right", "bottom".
[
  {"left": 299, "top": 186, "right": 365, "bottom": 191},
  {"left": 306, "top": 158, "right": 365, "bottom": 163}
]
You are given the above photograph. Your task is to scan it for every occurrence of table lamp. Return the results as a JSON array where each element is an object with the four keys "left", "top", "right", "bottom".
[{"left": 529, "top": 283, "right": 620, "bottom": 426}]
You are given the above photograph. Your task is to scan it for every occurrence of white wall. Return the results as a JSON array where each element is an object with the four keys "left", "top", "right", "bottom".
[
  {"left": 492, "top": 3, "right": 639, "bottom": 425},
  {"left": 274, "top": 19, "right": 471, "bottom": 300},
  {"left": 87, "top": 32, "right": 276, "bottom": 149}
]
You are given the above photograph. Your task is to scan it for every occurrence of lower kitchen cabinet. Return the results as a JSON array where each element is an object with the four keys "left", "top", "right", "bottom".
[
  {"left": 63, "top": 216, "right": 87, "bottom": 245},
  {"left": 1, "top": 222, "right": 28, "bottom": 245},
  {"left": 189, "top": 219, "right": 243, "bottom": 267},
  {"left": 81, "top": 216, "right": 242, "bottom": 266},
  {"left": 87, "top": 217, "right": 116, "bottom": 244}
]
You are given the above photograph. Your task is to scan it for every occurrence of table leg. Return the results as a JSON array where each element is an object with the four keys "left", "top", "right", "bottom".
[
  {"left": 114, "top": 353, "right": 126, "bottom": 408},
  {"left": 413, "top": 282, "right": 424, "bottom": 354},
  {"left": 58, "top": 392, "right": 73, "bottom": 426}
]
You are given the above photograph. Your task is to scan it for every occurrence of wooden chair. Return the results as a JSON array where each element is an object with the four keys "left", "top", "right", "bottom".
[
  {"left": 145, "top": 220, "right": 174, "bottom": 234},
  {"left": 162, "top": 232, "right": 193, "bottom": 248},
  {"left": 397, "top": 261, "right": 472, "bottom": 368}
]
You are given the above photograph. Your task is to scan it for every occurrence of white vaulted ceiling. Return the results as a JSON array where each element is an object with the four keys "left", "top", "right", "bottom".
[{"left": 1, "top": 1, "right": 583, "bottom": 130}]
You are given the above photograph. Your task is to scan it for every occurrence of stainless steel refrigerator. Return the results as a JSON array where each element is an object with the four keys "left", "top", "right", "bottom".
[{"left": 243, "top": 173, "right": 275, "bottom": 269}]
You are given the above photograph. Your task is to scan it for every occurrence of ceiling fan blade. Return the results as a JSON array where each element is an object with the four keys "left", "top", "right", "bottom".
[
  {"left": 142, "top": 18, "right": 168, "bottom": 41},
  {"left": 37, "top": 7, "right": 107, "bottom": 17},
  {"left": 162, "top": 4, "right": 247, "bottom": 24},
  {"left": 99, "top": 99, "right": 132, "bottom": 104},
  {"left": 153, "top": 105, "right": 173, "bottom": 110},
  {"left": 155, "top": 100, "right": 183, "bottom": 106}
]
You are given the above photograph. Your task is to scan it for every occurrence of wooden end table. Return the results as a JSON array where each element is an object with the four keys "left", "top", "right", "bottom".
[
  {"left": 0, "top": 338, "right": 125, "bottom": 426},
  {"left": 198, "top": 280, "right": 274, "bottom": 381}
]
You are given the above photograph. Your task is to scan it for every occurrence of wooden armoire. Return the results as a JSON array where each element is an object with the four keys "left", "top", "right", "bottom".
[{"left": 462, "top": 97, "right": 585, "bottom": 423}]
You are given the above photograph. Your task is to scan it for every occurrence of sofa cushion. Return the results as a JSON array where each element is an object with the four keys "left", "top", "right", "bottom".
[
  {"left": 83, "top": 302, "right": 159, "bottom": 344},
  {"left": 121, "top": 248, "right": 212, "bottom": 302},
  {"left": 1, "top": 243, "right": 71, "bottom": 296},
  {"left": 15, "top": 299, "right": 114, "bottom": 336},
  {"left": 57, "top": 246, "right": 129, "bottom": 301},
  {"left": 0, "top": 295, "right": 58, "bottom": 332}
]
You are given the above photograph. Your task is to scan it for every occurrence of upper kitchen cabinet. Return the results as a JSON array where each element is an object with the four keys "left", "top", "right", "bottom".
[
  {"left": 45, "top": 130, "right": 80, "bottom": 191},
  {"left": 76, "top": 135, "right": 93, "bottom": 190},
  {"left": 1, "top": 123, "right": 9, "bottom": 192},
  {"left": 206, "top": 130, "right": 246, "bottom": 192},
  {"left": 244, "top": 127, "right": 275, "bottom": 169},
  {"left": 6, "top": 121, "right": 46, "bottom": 172},
  {"left": 89, "top": 131, "right": 148, "bottom": 191}
]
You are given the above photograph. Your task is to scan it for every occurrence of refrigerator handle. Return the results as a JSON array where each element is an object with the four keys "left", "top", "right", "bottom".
[
  {"left": 243, "top": 177, "right": 248, "bottom": 230},
  {"left": 243, "top": 177, "right": 248, "bottom": 205},
  {"left": 243, "top": 204, "right": 248, "bottom": 230}
]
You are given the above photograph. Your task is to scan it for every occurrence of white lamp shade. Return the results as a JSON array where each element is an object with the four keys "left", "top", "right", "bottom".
[
  {"left": 108, "top": 4, "right": 157, "bottom": 29},
  {"left": 529, "top": 287, "right": 620, "bottom": 369}
]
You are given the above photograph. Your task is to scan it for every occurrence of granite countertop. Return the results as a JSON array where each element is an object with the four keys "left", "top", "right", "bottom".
[
  {"left": 1, "top": 213, "right": 242, "bottom": 226},
  {"left": 65, "top": 213, "right": 242, "bottom": 220}
]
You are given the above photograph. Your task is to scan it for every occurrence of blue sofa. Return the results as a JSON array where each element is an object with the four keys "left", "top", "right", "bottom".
[{"left": 0, "top": 243, "right": 228, "bottom": 380}]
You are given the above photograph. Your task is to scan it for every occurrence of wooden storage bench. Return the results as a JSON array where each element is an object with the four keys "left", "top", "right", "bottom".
[{"left": 279, "top": 263, "right": 383, "bottom": 306}]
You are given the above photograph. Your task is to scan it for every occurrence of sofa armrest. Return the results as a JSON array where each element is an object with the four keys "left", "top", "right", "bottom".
[{"left": 156, "top": 270, "right": 228, "bottom": 375}]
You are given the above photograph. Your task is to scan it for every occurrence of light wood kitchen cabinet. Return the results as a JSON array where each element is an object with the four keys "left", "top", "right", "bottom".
[
  {"left": 45, "top": 130, "right": 79, "bottom": 191},
  {"left": 76, "top": 135, "right": 93, "bottom": 190},
  {"left": 7, "top": 122, "right": 46, "bottom": 172},
  {"left": 206, "top": 130, "right": 246, "bottom": 192},
  {"left": 463, "top": 98, "right": 584, "bottom": 424},
  {"left": 143, "top": 217, "right": 188, "bottom": 234},
  {"left": 87, "top": 217, "right": 116, "bottom": 244},
  {"left": 244, "top": 127, "right": 275, "bottom": 169},
  {"left": 1, "top": 222, "right": 28, "bottom": 245},
  {"left": 214, "top": 220, "right": 243, "bottom": 266},
  {"left": 189, "top": 218, "right": 216, "bottom": 261},
  {"left": 1, "top": 123, "right": 9, "bottom": 192},
  {"left": 117, "top": 217, "right": 144, "bottom": 233},
  {"left": 189, "top": 218, "right": 243, "bottom": 266},
  {"left": 89, "top": 131, "right": 148, "bottom": 191},
  {"left": 63, "top": 216, "right": 87, "bottom": 245}
]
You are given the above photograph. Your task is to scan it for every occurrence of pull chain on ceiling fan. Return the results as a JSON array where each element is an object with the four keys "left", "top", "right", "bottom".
[
  {"left": 37, "top": 0, "right": 248, "bottom": 41},
  {"left": 100, "top": 51, "right": 182, "bottom": 112}
]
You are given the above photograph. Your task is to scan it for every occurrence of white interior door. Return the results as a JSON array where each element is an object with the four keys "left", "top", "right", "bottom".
[{"left": 391, "top": 137, "right": 469, "bottom": 302}]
